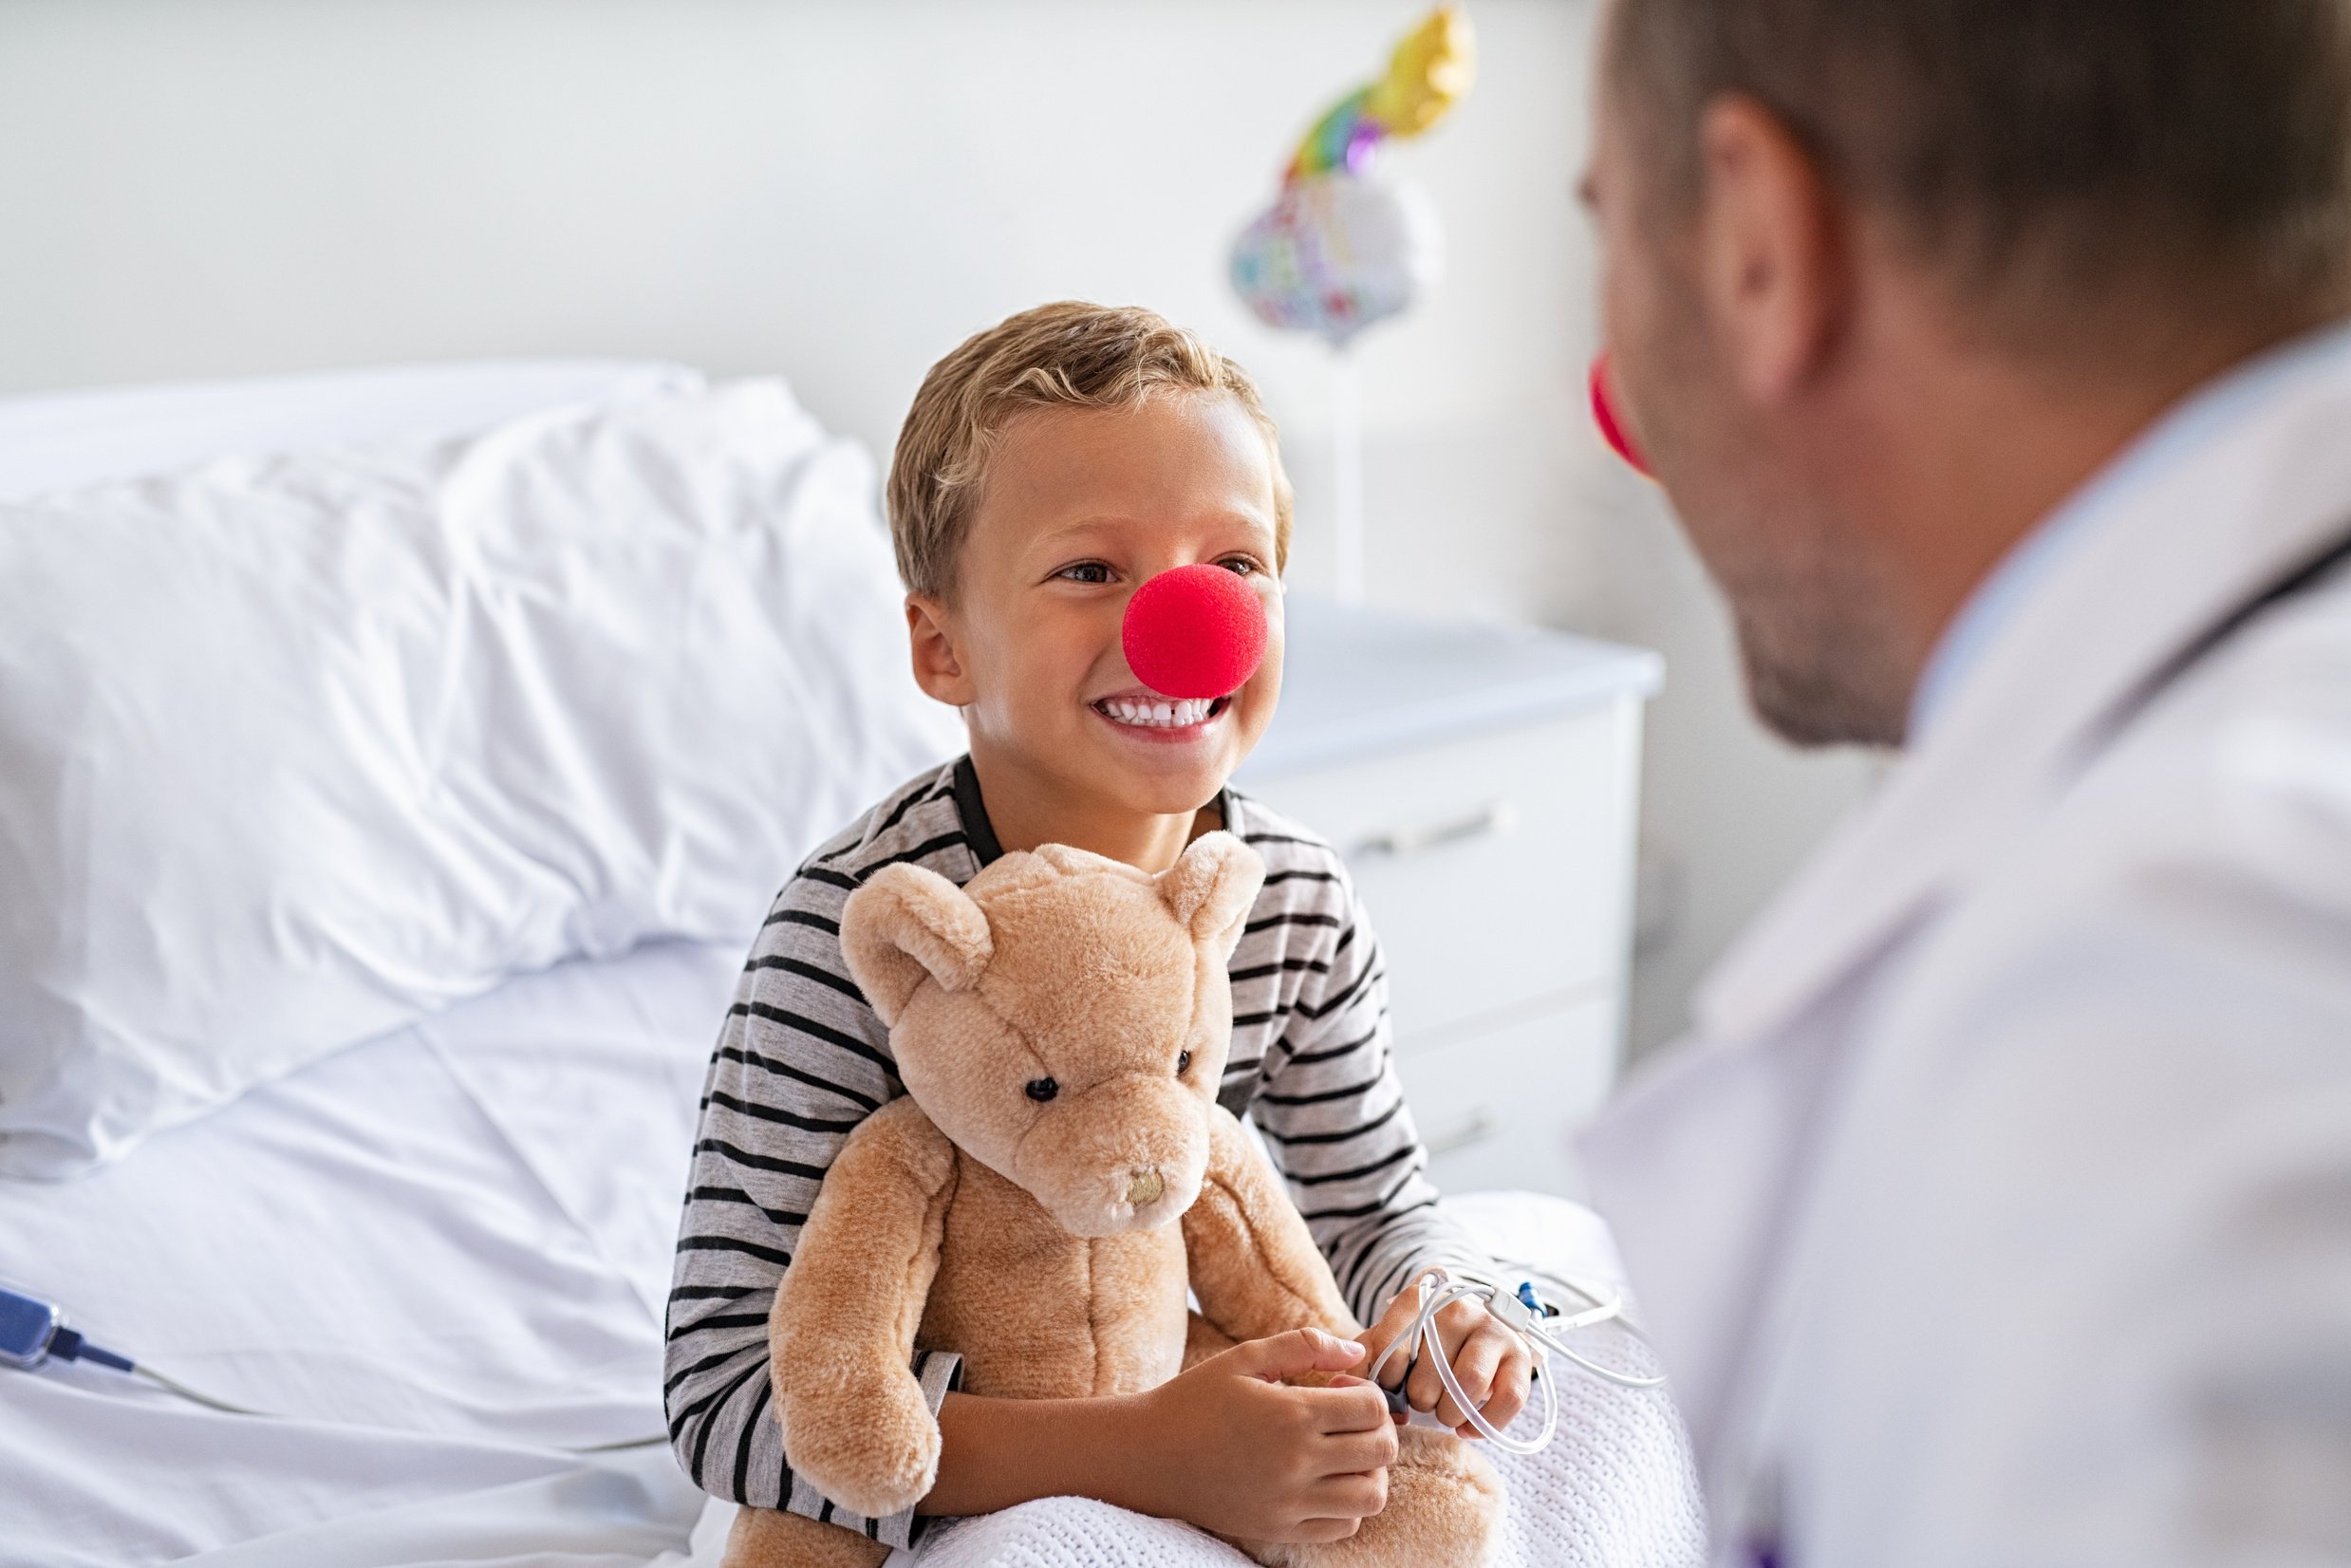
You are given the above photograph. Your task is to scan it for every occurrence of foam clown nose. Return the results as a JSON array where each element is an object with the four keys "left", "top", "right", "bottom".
[
  {"left": 1589, "top": 351, "right": 1651, "bottom": 477},
  {"left": 1121, "top": 564, "right": 1270, "bottom": 700}
]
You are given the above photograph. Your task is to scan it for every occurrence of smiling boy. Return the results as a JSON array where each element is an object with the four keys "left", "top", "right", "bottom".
[{"left": 665, "top": 303, "right": 1532, "bottom": 1553}]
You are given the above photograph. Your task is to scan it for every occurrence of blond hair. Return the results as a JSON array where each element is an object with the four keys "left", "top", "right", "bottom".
[{"left": 886, "top": 301, "right": 1293, "bottom": 598}]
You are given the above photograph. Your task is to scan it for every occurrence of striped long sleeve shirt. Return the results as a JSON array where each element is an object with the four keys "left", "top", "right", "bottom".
[{"left": 663, "top": 756, "right": 1490, "bottom": 1547}]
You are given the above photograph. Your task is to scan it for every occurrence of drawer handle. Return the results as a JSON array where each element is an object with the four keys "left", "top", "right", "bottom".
[
  {"left": 1422, "top": 1108, "right": 1498, "bottom": 1158},
  {"left": 1351, "top": 799, "right": 1519, "bottom": 860}
]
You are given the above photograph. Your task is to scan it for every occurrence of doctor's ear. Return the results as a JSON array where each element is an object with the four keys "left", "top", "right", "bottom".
[
  {"left": 1696, "top": 94, "right": 1846, "bottom": 403},
  {"left": 906, "top": 594, "right": 978, "bottom": 708}
]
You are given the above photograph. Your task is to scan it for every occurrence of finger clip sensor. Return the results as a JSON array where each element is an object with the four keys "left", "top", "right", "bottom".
[{"left": 1366, "top": 1266, "right": 1668, "bottom": 1457}]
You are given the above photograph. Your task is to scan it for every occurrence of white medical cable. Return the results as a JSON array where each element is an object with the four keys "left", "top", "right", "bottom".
[
  {"left": 128, "top": 1359, "right": 667, "bottom": 1450},
  {"left": 1527, "top": 1274, "right": 1672, "bottom": 1391},
  {"left": 130, "top": 1362, "right": 276, "bottom": 1417},
  {"left": 18, "top": 1309, "right": 670, "bottom": 1451},
  {"left": 1366, "top": 1266, "right": 1667, "bottom": 1457},
  {"left": 1370, "top": 1270, "right": 1560, "bottom": 1455},
  {"left": 123, "top": 1359, "right": 668, "bottom": 1450},
  {"left": 569, "top": 1434, "right": 672, "bottom": 1451}
]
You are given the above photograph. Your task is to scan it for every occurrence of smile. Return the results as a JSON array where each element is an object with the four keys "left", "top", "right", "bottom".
[{"left": 1091, "top": 695, "right": 1233, "bottom": 731}]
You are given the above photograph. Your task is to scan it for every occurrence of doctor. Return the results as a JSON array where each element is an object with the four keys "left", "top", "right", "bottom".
[{"left": 1576, "top": 2, "right": 2351, "bottom": 1563}]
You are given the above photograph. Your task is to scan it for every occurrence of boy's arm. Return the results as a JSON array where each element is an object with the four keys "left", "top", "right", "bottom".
[
  {"left": 662, "top": 868, "right": 961, "bottom": 1549},
  {"left": 1250, "top": 875, "right": 1497, "bottom": 1324},
  {"left": 922, "top": 1330, "right": 1395, "bottom": 1542},
  {"left": 1256, "top": 873, "right": 1546, "bottom": 1436}
]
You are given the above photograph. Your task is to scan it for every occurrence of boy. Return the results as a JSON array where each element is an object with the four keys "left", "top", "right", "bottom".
[{"left": 666, "top": 303, "right": 1532, "bottom": 1551}]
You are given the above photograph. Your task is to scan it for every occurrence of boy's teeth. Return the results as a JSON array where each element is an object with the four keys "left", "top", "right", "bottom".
[{"left": 1100, "top": 696, "right": 1215, "bottom": 728}]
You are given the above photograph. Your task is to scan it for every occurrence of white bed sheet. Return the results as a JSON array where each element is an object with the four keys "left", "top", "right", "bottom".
[
  {"left": 0, "top": 937, "right": 1699, "bottom": 1568},
  {"left": 0, "top": 937, "right": 745, "bottom": 1568}
]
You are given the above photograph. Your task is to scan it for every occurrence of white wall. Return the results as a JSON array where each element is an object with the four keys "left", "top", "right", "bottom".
[{"left": 0, "top": 0, "right": 1875, "bottom": 1054}]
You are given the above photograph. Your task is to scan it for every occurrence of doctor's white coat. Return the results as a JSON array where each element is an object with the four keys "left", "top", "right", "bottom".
[{"left": 1581, "top": 329, "right": 2351, "bottom": 1567}]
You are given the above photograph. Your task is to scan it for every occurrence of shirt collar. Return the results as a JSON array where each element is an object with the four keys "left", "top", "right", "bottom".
[
  {"left": 1907, "top": 315, "right": 2351, "bottom": 742},
  {"left": 947, "top": 753, "right": 1241, "bottom": 868},
  {"left": 949, "top": 754, "right": 1003, "bottom": 867}
]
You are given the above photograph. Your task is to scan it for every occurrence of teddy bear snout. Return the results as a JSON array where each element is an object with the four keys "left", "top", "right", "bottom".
[{"left": 1010, "top": 1074, "right": 1209, "bottom": 1237}]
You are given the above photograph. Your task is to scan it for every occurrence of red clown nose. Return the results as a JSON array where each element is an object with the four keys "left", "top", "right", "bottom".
[
  {"left": 1121, "top": 563, "right": 1270, "bottom": 700},
  {"left": 1589, "top": 351, "right": 1651, "bottom": 477}
]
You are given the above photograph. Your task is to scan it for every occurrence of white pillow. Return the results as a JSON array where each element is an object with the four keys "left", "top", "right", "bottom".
[
  {"left": 0, "top": 359, "right": 702, "bottom": 500},
  {"left": 0, "top": 380, "right": 962, "bottom": 1177}
]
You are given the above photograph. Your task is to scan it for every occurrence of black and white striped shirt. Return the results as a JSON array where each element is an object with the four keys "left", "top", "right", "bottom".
[{"left": 663, "top": 757, "right": 1488, "bottom": 1546}]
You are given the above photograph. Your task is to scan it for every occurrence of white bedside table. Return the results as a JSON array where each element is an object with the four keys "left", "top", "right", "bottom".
[{"left": 1233, "top": 597, "right": 1662, "bottom": 1196}]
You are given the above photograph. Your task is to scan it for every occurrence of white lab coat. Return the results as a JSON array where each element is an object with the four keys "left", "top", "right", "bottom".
[{"left": 1580, "top": 331, "right": 2351, "bottom": 1567}]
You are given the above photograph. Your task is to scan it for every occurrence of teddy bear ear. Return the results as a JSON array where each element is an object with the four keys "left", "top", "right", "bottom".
[
  {"left": 1159, "top": 831, "right": 1267, "bottom": 961},
  {"left": 840, "top": 864, "right": 994, "bottom": 1026}
]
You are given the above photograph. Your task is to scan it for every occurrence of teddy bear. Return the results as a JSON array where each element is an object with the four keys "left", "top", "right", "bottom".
[{"left": 721, "top": 831, "right": 1504, "bottom": 1568}]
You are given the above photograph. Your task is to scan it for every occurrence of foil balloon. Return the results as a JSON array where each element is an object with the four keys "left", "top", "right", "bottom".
[
  {"left": 1229, "top": 6, "right": 1475, "bottom": 347},
  {"left": 1229, "top": 175, "right": 1442, "bottom": 348}
]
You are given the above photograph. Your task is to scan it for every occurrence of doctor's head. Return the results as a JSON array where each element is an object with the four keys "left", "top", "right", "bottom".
[{"left": 1585, "top": 0, "right": 2351, "bottom": 747}]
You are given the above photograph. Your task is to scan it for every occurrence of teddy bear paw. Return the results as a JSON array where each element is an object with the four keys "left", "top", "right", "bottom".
[
  {"left": 776, "top": 1371, "right": 943, "bottom": 1521},
  {"left": 1245, "top": 1426, "right": 1506, "bottom": 1568}
]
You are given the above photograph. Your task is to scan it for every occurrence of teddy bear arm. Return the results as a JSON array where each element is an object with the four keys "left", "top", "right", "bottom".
[
  {"left": 769, "top": 1096, "right": 961, "bottom": 1521},
  {"left": 1181, "top": 1104, "right": 1361, "bottom": 1349}
]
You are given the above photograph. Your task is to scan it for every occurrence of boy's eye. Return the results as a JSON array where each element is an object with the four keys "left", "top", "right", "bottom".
[
  {"left": 1176, "top": 1051, "right": 1192, "bottom": 1076},
  {"left": 1218, "top": 558, "right": 1259, "bottom": 577},
  {"left": 1055, "top": 562, "right": 1114, "bottom": 585},
  {"left": 1025, "top": 1076, "right": 1059, "bottom": 1102}
]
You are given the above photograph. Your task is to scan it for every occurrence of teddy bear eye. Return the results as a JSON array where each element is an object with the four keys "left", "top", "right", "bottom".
[
  {"left": 1176, "top": 1051, "right": 1193, "bottom": 1075},
  {"left": 1025, "top": 1076, "right": 1059, "bottom": 1103}
]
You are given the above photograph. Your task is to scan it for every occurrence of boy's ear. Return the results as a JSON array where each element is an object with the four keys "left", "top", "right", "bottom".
[
  {"left": 841, "top": 865, "right": 994, "bottom": 1026},
  {"left": 905, "top": 594, "right": 978, "bottom": 708},
  {"left": 1159, "top": 832, "right": 1266, "bottom": 962}
]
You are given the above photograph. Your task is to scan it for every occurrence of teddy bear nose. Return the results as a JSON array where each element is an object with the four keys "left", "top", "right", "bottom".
[{"left": 1124, "top": 1167, "right": 1165, "bottom": 1206}]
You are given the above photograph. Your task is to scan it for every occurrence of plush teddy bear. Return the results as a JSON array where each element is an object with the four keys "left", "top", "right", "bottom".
[{"left": 722, "top": 831, "right": 1503, "bottom": 1568}]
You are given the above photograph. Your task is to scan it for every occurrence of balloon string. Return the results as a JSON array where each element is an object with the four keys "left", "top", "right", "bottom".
[{"left": 1332, "top": 347, "right": 1365, "bottom": 604}]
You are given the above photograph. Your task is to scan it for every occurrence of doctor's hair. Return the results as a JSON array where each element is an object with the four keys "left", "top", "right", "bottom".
[
  {"left": 1607, "top": 0, "right": 2351, "bottom": 343},
  {"left": 886, "top": 301, "right": 1294, "bottom": 600}
]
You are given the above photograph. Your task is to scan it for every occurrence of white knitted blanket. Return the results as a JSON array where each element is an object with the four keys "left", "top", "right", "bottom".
[{"left": 901, "top": 1193, "right": 1707, "bottom": 1568}]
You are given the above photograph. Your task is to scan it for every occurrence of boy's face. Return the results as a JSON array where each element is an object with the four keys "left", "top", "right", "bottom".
[{"left": 907, "top": 393, "right": 1285, "bottom": 819}]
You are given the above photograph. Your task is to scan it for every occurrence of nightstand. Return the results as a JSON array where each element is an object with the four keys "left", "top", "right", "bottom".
[{"left": 1233, "top": 597, "right": 1662, "bottom": 1196}]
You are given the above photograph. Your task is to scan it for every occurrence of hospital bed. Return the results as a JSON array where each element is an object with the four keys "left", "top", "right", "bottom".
[{"left": 0, "top": 364, "right": 1702, "bottom": 1568}]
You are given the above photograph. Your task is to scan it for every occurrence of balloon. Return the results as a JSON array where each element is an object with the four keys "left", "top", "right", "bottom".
[
  {"left": 1121, "top": 564, "right": 1270, "bottom": 700},
  {"left": 1229, "top": 5, "right": 1475, "bottom": 349},
  {"left": 1286, "top": 6, "right": 1476, "bottom": 182},
  {"left": 1229, "top": 170, "right": 1442, "bottom": 348}
]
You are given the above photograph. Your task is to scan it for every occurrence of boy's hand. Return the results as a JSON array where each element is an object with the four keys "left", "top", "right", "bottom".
[
  {"left": 1126, "top": 1327, "right": 1399, "bottom": 1542},
  {"left": 1356, "top": 1285, "right": 1535, "bottom": 1441}
]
